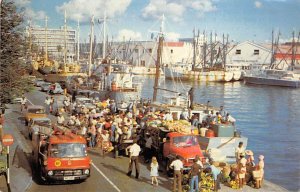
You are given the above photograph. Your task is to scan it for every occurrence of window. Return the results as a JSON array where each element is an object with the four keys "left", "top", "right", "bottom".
[
  {"left": 236, "top": 49, "right": 241, "bottom": 55},
  {"left": 170, "top": 49, "right": 173, "bottom": 54},
  {"left": 148, "top": 48, "right": 152, "bottom": 53},
  {"left": 254, "top": 49, "right": 259, "bottom": 55}
]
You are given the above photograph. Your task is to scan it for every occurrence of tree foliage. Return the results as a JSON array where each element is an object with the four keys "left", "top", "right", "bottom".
[{"left": 0, "top": 0, "right": 32, "bottom": 103}]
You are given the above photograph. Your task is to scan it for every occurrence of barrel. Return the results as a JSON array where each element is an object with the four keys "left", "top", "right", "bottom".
[
  {"left": 206, "top": 129, "right": 215, "bottom": 137},
  {"left": 111, "top": 81, "right": 117, "bottom": 91}
]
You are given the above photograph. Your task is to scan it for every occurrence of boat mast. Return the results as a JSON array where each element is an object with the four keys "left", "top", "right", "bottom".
[
  {"left": 45, "top": 16, "right": 48, "bottom": 62},
  {"left": 192, "top": 28, "right": 196, "bottom": 71},
  {"left": 270, "top": 29, "right": 275, "bottom": 68},
  {"left": 88, "top": 15, "right": 94, "bottom": 77},
  {"left": 102, "top": 11, "right": 107, "bottom": 60},
  {"left": 153, "top": 14, "right": 164, "bottom": 102},
  {"left": 64, "top": 10, "right": 67, "bottom": 65},
  {"left": 291, "top": 31, "right": 295, "bottom": 71},
  {"left": 77, "top": 19, "right": 80, "bottom": 63}
]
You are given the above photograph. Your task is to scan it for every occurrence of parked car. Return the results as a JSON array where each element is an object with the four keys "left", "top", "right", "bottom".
[
  {"left": 34, "top": 79, "right": 45, "bottom": 87},
  {"left": 40, "top": 82, "right": 52, "bottom": 92},
  {"left": 28, "top": 117, "right": 52, "bottom": 139},
  {"left": 24, "top": 105, "right": 47, "bottom": 126},
  {"left": 74, "top": 97, "right": 96, "bottom": 113},
  {"left": 48, "top": 83, "right": 64, "bottom": 95}
]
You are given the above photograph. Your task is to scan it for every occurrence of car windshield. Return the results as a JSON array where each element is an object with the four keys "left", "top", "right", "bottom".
[
  {"left": 173, "top": 135, "right": 198, "bottom": 147},
  {"left": 28, "top": 108, "right": 45, "bottom": 114},
  {"left": 50, "top": 143, "right": 87, "bottom": 158}
]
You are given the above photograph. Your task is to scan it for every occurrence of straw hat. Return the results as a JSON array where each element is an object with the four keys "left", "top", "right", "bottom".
[
  {"left": 245, "top": 150, "right": 254, "bottom": 156},
  {"left": 259, "top": 155, "right": 264, "bottom": 160}
]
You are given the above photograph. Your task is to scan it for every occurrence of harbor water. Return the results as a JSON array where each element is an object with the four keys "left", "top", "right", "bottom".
[{"left": 138, "top": 76, "right": 300, "bottom": 192}]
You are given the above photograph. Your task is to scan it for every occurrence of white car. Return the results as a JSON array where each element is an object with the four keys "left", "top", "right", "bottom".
[
  {"left": 75, "top": 97, "right": 96, "bottom": 113},
  {"left": 48, "top": 83, "right": 64, "bottom": 95}
]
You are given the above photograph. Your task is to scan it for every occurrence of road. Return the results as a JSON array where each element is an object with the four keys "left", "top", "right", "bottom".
[{"left": 4, "top": 88, "right": 288, "bottom": 192}]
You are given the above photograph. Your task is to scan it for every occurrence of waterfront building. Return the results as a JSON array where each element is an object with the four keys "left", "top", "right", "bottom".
[
  {"left": 29, "top": 26, "right": 76, "bottom": 59},
  {"left": 226, "top": 41, "right": 272, "bottom": 71},
  {"left": 110, "top": 41, "right": 193, "bottom": 66}
]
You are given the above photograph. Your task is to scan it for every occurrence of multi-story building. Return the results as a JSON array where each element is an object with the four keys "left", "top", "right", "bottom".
[{"left": 30, "top": 26, "right": 76, "bottom": 58}]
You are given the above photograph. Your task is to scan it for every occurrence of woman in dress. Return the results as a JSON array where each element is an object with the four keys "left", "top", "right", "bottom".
[{"left": 150, "top": 156, "right": 159, "bottom": 186}]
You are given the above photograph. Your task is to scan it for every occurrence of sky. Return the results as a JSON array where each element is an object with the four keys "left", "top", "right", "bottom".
[{"left": 14, "top": 0, "right": 300, "bottom": 43}]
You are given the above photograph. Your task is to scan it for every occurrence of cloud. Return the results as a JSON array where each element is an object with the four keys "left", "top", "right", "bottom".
[
  {"left": 116, "top": 29, "right": 142, "bottom": 41},
  {"left": 254, "top": 1, "right": 263, "bottom": 8},
  {"left": 142, "top": 0, "right": 216, "bottom": 22},
  {"left": 24, "top": 8, "right": 47, "bottom": 21},
  {"left": 14, "top": 0, "right": 31, "bottom": 7},
  {"left": 165, "top": 32, "right": 181, "bottom": 41},
  {"left": 56, "top": 0, "right": 132, "bottom": 22}
]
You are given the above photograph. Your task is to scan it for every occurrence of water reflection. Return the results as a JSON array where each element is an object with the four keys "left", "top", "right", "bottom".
[{"left": 140, "top": 76, "right": 300, "bottom": 191}]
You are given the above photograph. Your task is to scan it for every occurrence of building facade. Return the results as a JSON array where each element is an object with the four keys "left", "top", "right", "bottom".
[
  {"left": 110, "top": 41, "right": 193, "bottom": 66},
  {"left": 30, "top": 26, "right": 76, "bottom": 58}
]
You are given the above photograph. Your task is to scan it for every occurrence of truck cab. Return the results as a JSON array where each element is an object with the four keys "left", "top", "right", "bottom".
[
  {"left": 151, "top": 127, "right": 205, "bottom": 176},
  {"left": 34, "top": 130, "right": 91, "bottom": 182}
]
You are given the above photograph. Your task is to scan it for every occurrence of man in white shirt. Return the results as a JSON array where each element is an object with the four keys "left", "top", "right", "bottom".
[
  {"left": 127, "top": 140, "right": 141, "bottom": 179},
  {"left": 20, "top": 96, "right": 27, "bottom": 111},
  {"left": 225, "top": 113, "right": 236, "bottom": 125},
  {"left": 57, "top": 114, "right": 65, "bottom": 125},
  {"left": 235, "top": 142, "right": 245, "bottom": 163},
  {"left": 170, "top": 155, "right": 183, "bottom": 192},
  {"left": 163, "top": 112, "right": 173, "bottom": 121},
  {"left": 44, "top": 97, "right": 51, "bottom": 114}
]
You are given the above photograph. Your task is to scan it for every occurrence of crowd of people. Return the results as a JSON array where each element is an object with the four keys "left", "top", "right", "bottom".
[{"left": 33, "top": 93, "right": 265, "bottom": 192}]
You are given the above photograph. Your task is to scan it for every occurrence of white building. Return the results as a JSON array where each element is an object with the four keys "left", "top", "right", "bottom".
[
  {"left": 110, "top": 41, "right": 193, "bottom": 66},
  {"left": 226, "top": 41, "right": 272, "bottom": 70},
  {"left": 30, "top": 26, "right": 76, "bottom": 58}
]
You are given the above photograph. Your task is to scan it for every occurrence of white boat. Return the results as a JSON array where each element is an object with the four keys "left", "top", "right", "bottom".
[
  {"left": 164, "top": 63, "right": 234, "bottom": 82},
  {"left": 244, "top": 69, "right": 300, "bottom": 88}
]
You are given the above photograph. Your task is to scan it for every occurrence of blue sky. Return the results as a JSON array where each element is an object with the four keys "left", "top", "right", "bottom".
[{"left": 15, "top": 0, "right": 300, "bottom": 43}]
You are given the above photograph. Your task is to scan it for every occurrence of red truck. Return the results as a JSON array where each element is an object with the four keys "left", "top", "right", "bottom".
[
  {"left": 32, "top": 128, "right": 91, "bottom": 183},
  {"left": 150, "top": 127, "right": 205, "bottom": 176}
]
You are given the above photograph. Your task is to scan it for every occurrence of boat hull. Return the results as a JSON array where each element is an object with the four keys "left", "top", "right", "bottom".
[
  {"left": 198, "top": 136, "right": 248, "bottom": 163},
  {"left": 164, "top": 68, "right": 234, "bottom": 82},
  {"left": 244, "top": 76, "right": 300, "bottom": 88}
]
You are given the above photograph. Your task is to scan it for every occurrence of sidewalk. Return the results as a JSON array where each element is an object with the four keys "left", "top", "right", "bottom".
[{"left": 2, "top": 104, "right": 33, "bottom": 192}]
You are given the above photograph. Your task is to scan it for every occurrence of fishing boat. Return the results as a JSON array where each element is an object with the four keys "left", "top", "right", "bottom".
[
  {"left": 244, "top": 31, "right": 300, "bottom": 88},
  {"left": 244, "top": 69, "right": 300, "bottom": 88},
  {"left": 149, "top": 16, "right": 247, "bottom": 164},
  {"left": 163, "top": 30, "right": 238, "bottom": 82}
]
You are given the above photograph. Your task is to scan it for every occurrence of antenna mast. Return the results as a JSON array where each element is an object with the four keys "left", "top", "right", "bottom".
[{"left": 88, "top": 15, "right": 94, "bottom": 77}]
